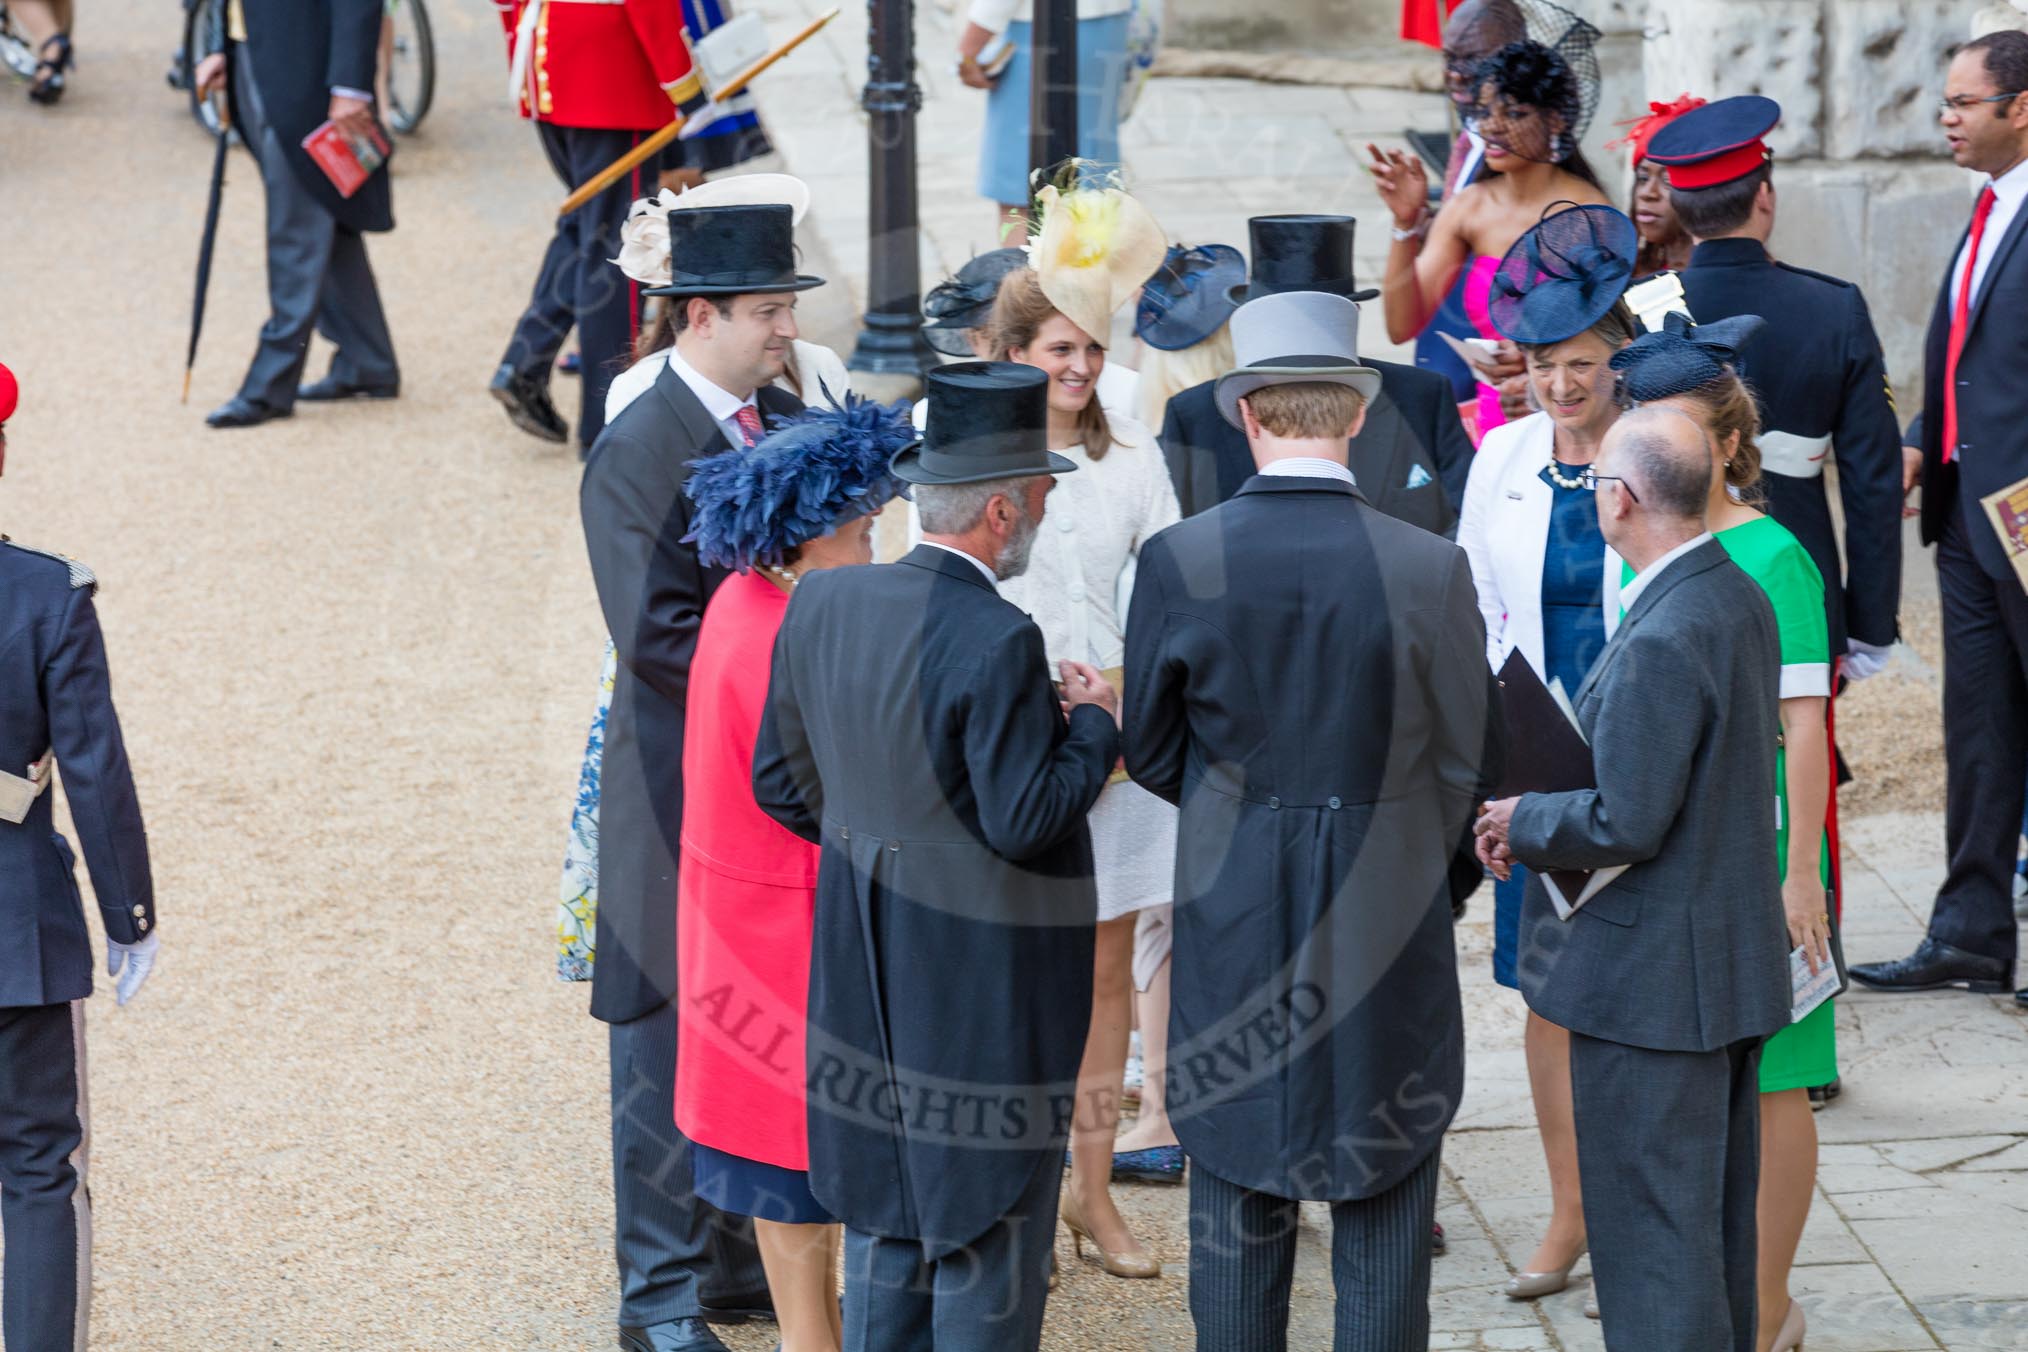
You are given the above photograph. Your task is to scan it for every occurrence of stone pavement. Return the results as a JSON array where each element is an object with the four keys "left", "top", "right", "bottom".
[{"left": 738, "top": 5, "right": 2028, "bottom": 1347}]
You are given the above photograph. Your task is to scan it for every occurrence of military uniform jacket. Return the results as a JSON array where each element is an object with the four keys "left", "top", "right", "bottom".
[
  {"left": 579, "top": 363, "right": 803, "bottom": 1024},
  {"left": 496, "top": 0, "right": 703, "bottom": 130},
  {"left": 1122, "top": 478, "right": 1498, "bottom": 1201},
  {"left": 1157, "top": 358, "right": 1472, "bottom": 537},
  {"left": 0, "top": 542, "right": 153, "bottom": 1008},
  {"left": 753, "top": 546, "right": 1118, "bottom": 1256},
  {"left": 1678, "top": 238, "right": 1903, "bottom": 652}
]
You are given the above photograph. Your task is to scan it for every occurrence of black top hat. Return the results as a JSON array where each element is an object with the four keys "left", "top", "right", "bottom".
[
  {"left": 922, "top": 248, "right": 1029, "bottom": 357},
  {"left": 889, "top": 363, "right": 1079, "bottom": 486},
  {"left": 1233, "top": 215, "right": 1380, "bottom": 304},
  {"left": 643, "top": 203, "right": 826, "bottom": 298}
]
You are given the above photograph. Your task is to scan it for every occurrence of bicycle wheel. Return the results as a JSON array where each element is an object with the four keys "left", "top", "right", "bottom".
[
  {"left": 385, "top": 0, "right": 434, "bottom": 135},
  {"left": 183, "top": 0, "right": 230, "bottom": 136}
]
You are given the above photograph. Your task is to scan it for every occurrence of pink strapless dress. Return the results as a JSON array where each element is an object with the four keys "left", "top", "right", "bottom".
[{"left": 1461, "top": 254, "right": 1507, "bottom": 436}]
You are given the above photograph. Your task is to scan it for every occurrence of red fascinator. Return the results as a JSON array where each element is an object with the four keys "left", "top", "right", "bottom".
[
  {"left": 0, "top": 362, "right": 17, "bottom": 425},
  {"left": 1611, "top": 93, "right": 1707, "bottom": 166}
]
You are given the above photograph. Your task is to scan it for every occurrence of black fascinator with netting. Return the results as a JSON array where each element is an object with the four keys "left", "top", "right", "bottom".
[{"left": 1463, "top": 1, "right": 1601, "bottom": 165}]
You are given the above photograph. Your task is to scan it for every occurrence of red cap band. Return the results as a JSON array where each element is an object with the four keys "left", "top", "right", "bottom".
[{"left": 1663, "top": 141, "right": 1768, "bottom": 190}]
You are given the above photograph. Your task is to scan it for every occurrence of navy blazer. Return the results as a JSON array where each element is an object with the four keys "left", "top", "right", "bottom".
[
  {"left": 229, "top": 0, "right": 393, "bottom": 234},
  {"left": 0, "top": 541, "right": 153, "bottom": 1009},
  {"left": 755, "top": 545, "right": 1117, "bottom": 1256},
  {"left": 1123, "top": 477, "right": 1497, "bottom": 1201},
  {"left": 579, "top": 363, "right": 804, "bottom": 1023},
  {"left": 1157, "top": 358, "right": 1472, "bottom": 537},
  {"left": 1906, "top": 186, "right": 2028, "bottom": 581}
]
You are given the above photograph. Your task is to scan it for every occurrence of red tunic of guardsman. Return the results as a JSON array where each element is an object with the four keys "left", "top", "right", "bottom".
[{"left": 496, "top": 0, "right": 704, "bottom": 130}]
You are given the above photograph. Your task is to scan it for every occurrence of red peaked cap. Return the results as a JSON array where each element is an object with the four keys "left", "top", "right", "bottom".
[
  {"left": 0, "top": 362, "right": 16, "bottom": 424},
  {"left": 1610, "top": 93, "right": 1707, "bottom": 167}
]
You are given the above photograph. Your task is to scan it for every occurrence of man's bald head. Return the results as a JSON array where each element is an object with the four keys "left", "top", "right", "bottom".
[
  {"left": 1601, "top": 406, "right": 1711, "bottom": 524},
  {"left": 1444, "top": 0, "right": 1528, "bottom": 65}
]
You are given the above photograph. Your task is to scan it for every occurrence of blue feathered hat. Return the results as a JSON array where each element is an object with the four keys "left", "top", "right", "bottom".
[
  {"left": 1608, "top": 310, "right": 1763, "bottom": 401},
  {"left": 684, "top": 391, "right": 914, "bottom": 573}
]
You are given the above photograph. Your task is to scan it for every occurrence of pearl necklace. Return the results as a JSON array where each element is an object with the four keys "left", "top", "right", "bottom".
[
  {"left": 767, "top": 564, "right": 800, "bottom": 590},
  {"left": 1546, "top": 457, "right": 1589, "bottom": 491}
]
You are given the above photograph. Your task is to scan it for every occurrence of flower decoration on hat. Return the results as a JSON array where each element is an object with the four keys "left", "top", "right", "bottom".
[
  {"left": 684, "top": 391, "right": 913, "bottom": 573},
  {"left": 610, "top": 174, "right": 813, "bottom": 289},
  {"left": 1610, "top": 93, "right": 1707, "bottom": 167},
  {"left": 1025, "top": 164, "right": 1168, "bottom": 347},
  {"left": 1488, "top": 203, "right": 1637, "bottom": 347},
  {"left": 1608, "top": 310, "right": 1765, "bottom": 402}
]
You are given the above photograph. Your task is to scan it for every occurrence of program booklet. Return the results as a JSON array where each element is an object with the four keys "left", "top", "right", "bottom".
[
  {"left": 300, "top": 119, "right": 390, "bottom": 199},
  {"left": 1979, "top": 475, "right": 2028, "bottom": 596}
]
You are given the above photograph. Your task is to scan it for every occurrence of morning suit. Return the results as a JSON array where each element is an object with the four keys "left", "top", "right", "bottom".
[
  {"left": 1677, "top": 238, "right": 1904, "bottom": 655},
  {"left": 226, "top": 0, "right": 398, "bottom": 411},
  {"left": 579, "top": 362, "right": 793, "bottom": 1321},
  {"left": 1122, "top": 475, "right": 1499, "bottom": 1351},
  {"left": 1508, "top": 538, "right": 1790, "bottom": 1352},
  {"left": 0, "top": 540, "right": 154, "bottom": 1352},
  {"left": 1904, "top": 163, "right": 2028, "bottom": 970},
  {"left": 753, "top": 545, "right": 1118, "bottom": 1351},
  {"left": 1158, "top": 360, "right": 1473, "bottom": 536}
]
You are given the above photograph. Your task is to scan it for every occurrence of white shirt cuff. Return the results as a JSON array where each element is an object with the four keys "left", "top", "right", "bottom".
[
  {"left": 331, "top": 86, "right": 374, "bottom": 103},
  {"left": 1779, "top": 663, "right": 1832, "bottom": 700}
]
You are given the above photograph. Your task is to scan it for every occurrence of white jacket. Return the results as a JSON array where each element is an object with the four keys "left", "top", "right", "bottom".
[
  {"left": 967, "top": 0, "right": 1133, "bottom": 31},
  {"left": 1458, "top": 411, "right": 1625, "bottom": 679}
]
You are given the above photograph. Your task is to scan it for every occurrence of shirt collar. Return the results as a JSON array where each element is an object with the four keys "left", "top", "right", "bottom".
[
  {"left": 919, "top": 540, "right": 999, "bottom": 592},
  {"left": 665, "top": 346, "right": 756, "bottom": 425},
  {"left": 1984, "top": 156, "right": 2028, "bottom": 209},
  {"left": 1258, "top": 457, "right": 1357, "bottom": 486},
  {"left": 1619, "top": 532, "right": 1713, "bottom": 613}
]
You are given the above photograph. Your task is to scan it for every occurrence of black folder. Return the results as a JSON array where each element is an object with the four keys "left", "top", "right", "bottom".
[{"left": 1493, "top": 650, "right": 1601, "bottom": 909}]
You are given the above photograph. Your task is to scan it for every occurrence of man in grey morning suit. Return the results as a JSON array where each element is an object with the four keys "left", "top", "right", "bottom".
[{"left": 1477, "top": 408, "right": 1791, "bottom": 1352}]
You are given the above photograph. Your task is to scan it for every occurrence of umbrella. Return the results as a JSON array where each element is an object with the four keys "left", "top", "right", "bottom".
[{"left": 183, "top": 105, "right": 232, "bottom": 403}]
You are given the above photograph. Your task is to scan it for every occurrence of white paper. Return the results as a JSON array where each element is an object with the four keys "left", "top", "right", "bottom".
[
  {"left": 1789, "top": 945, "right": 1840, "bottom": 1023},
  {"left": 1438, "top": 331, "right": 1503, "bottom": 376},
  {"left": 1543, "top": 864, "right": 1630, "bottom": 921}
]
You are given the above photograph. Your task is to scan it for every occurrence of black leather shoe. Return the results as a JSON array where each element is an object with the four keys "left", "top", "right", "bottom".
[
  {"left": 490, "top": 363, "right": 568, "bottom": 443},
  {"left": 616, "top": 1318, "right": 730, "bottom": 1352},
  {"left": 205, "top": 396, "right": 292, "bottom": 429},
  {"left": 1848, "top": 938, "right": 2009, "bottom": 993},
  {"left": 298, "top": 374, "right": 399, "bottom": 401},
  {"left": 698, "top": 1293, "right": 775, "bottom": 1325}
]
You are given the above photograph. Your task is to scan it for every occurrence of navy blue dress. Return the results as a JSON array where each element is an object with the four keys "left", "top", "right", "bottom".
[{"left": 1493, "top": 465, "right": 1608, "bottom": 989}]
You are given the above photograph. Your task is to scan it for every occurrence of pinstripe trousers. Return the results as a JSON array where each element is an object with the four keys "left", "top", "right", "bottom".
[
  {"left": 0, "top": 1001, "right": 89, "bottom": 1352},
  {"left": 1187, "top": 1151, "right": 1440, "bottom": 1352}
]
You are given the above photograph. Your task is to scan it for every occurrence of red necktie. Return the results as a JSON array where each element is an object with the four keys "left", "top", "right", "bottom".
[
  {"left": 734, "top": 403, "right": 764, "bottom": 447},
  {"left": 1943, "top": 186, "right": 1998, "bottom": 464}
]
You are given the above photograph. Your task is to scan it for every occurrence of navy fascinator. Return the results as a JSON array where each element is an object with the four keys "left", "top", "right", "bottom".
[
  {"left": 1135, "top": 243, "right": 1246, "bottom": 351},
  {"left": 922, "top": 248, "right": 1029, "bottom": 357},
  {"left": 1608, "top": 310, "right": 1764, "bottom": 401},
  {"left": 1487, "top": 203, "right": 1636, "bottom": 347},
  {"left": 684, "top": 391, "right": 915, "bottom": 572}
]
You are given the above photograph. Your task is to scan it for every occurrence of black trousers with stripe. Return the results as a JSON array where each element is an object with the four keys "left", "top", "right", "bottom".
[
  {"left": 1187, "top": 1149, "right": 1440, "bottom": 1352},
  {"left": 0, "top": 1001, "right": 88, "bottom": 1352}
]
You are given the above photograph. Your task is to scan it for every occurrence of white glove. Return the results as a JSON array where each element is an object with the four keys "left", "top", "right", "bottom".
[
  {"left": 1845, "top": 638, "right": 1894, "bottom": 682},
  {"left": 106, "top": 931, "right": 159, "bottom": 1006}
]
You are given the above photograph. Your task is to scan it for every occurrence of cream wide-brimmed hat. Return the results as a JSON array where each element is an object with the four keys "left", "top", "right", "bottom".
[
  {"left": 1029, "top": 181, "right": 1168, "bottom": 347},
  {"left": 612, "top": 173, "right": 813, "bottom": 290}
]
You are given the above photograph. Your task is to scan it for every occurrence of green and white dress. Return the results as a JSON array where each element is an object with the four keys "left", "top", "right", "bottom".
[{"left": 1624, "top": 513, "right": 1836, "bottom": 1091}]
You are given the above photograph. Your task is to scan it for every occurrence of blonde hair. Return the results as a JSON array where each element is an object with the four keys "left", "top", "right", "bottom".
[
  {"left": 1244, "top": 382, "right": 1368, "bottom": 439},
  {"left": 1137, "top": 325, "right": 1237, "bottom": 431},
  {"left": 1671, "top": 372, "right": 1763, "bottom": 495},
  {"left": 988, "top": 268, "right": 1114, "bottom": 458}
]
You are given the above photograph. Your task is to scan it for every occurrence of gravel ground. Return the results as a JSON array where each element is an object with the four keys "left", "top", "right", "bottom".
[{"left": 0, "top": 4, "right": 1949, "bottom": 1348}]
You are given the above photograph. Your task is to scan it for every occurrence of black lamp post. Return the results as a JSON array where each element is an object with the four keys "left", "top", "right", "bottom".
[
  {"left": 848, "top": 0, "right": 937, "bottom": 378},
  {"left": 1028, "top": 0, "right": 1078, "bottom": 187}
]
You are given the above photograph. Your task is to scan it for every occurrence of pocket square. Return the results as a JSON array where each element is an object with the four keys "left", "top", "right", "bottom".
[{"left": 1404, "top": 463, "right": 1433, "bottom": 490}]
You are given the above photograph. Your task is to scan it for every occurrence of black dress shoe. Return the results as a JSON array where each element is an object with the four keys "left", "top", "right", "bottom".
[
  {"left": 490, "top": 363, "right": 569, "bottom": 443},
  {"left": 298, "top": 374, "right": 399, "bottom": 401},
  {"left": 205, "top": 396, "right": 292, "bottom": 429},
  {"left": 698, "top": 1293, "right": 775, "bottom": 1325},
  {"left": 616, "top": 1317, "right": 730, "bottom": 1352},
  {"left": 1848, "top": 938, "right": 2009, "bottom": 993}
]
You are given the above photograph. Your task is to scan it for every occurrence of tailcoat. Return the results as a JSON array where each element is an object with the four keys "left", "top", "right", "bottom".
[
  {"left": 580, "top": 362, "right": 803, "bottom": 1024},
  {"left": 1122, "top": 477, "right": 1498, "bottom": 1201},
  {"left": 753, "top": 545, "right": 1118, "bottom": 1257}
]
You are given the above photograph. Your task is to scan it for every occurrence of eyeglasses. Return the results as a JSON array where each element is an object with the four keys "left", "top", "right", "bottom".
[
  {"left": 1581, "top": 469, "right": 1640, "bottom": 502},
  {"left": 1938, "top": 91, "right": 2022, "bottom": 114}
]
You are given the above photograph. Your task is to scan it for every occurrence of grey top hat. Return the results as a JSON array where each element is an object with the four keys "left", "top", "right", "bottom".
[{"left": 1212, "top": 291, "right": 1383, "bottom": 430}]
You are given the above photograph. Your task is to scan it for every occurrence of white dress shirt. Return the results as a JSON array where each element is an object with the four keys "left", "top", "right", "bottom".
[
  {"left": 919, "top": 540, "right": 1000, "bottom": 592},
  {"left": 1951, "top": 156, "right": 2028, "bottom": 308},
  {"left": 665, "top": 346, "right": 759, "bottom": 447},
  {"left": 605, "top": 340, "right": 849, "bottom": 425},
  {"left": 1619, "top": 532, "right": 1715, "bottom": 613},
  {"left": 1258, "top": 457, "right": 1356, "bottom": 486}
]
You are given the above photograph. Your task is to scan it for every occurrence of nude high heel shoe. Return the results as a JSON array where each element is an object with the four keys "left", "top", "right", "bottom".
[
  {"left": 1059, "top": 1188, "right": 1161, "bottom": 1279},
  {"left": 1771, "top": 1298, "right": 1807, "bottom": 1351},
  {"left": 1502, "top": 1242, "right": 1587, "bottom": 1299}
]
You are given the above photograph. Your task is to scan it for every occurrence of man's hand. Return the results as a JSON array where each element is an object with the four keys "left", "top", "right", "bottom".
[
  {"left": 194, "top": 51, "right": 227, "bottom": 100},
  {"left": 328, "top": 92, "right": 377, "bottom": 143},
  {"left": 1059, "top": 660, "right": 1120, "bottom": 723},
  {"left": 1474, "top": 797, "right": 1520, "bottom": 880},
  {"left": 106, "top": 932, "right": 159, "bottom": 1007},
  {"left": 1901, "top": 445, "right": 1923, "bottom": 518}
]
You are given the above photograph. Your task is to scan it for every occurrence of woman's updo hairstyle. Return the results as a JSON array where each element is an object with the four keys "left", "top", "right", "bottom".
[{"left": 1670, "top": 370, "right": 1763, "bottom": 495}]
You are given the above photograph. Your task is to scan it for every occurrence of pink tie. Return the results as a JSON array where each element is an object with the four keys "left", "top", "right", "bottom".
[
  {"left": 734, "top": 404, "right": 764, "bottom": 447},
  {"left": 1943, "top": 186, "right": 1997, "bottom": 464}
]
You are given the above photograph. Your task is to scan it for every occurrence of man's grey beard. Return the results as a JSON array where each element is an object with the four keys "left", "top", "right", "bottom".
[{"left": 993, "top": 504, "right": 1040, "bottom": 581}]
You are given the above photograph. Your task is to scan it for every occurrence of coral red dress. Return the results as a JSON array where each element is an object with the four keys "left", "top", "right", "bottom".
[{"left": 674, "top": 570, "right": 823, "bottom": 1204}]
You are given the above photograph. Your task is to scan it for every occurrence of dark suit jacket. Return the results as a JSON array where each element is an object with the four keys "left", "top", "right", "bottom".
[
  {"left": 1122, "top": 477, "right": 1498, "bottom": 1201},
  {"left": 230, "top": 0, "right": 393, "bottom": 234},
  {"left": 753, "top": 545, "right": 1118, "bottom": 1256},
  {"left": 1906, "top": 189, "right": 2028, "bottom": 581},
  {"left": 0, "top": 543, "right": 153, "bottom": 1009},
  {"left": 1509, "top": 539, "right": 1790, "bottom": 1053},
  {"left": 1157, "top": 359, "right": 1472, "bottom": 536},
  {"left": 579, "top": 363, "right": 803, "bottom": 1024}
]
